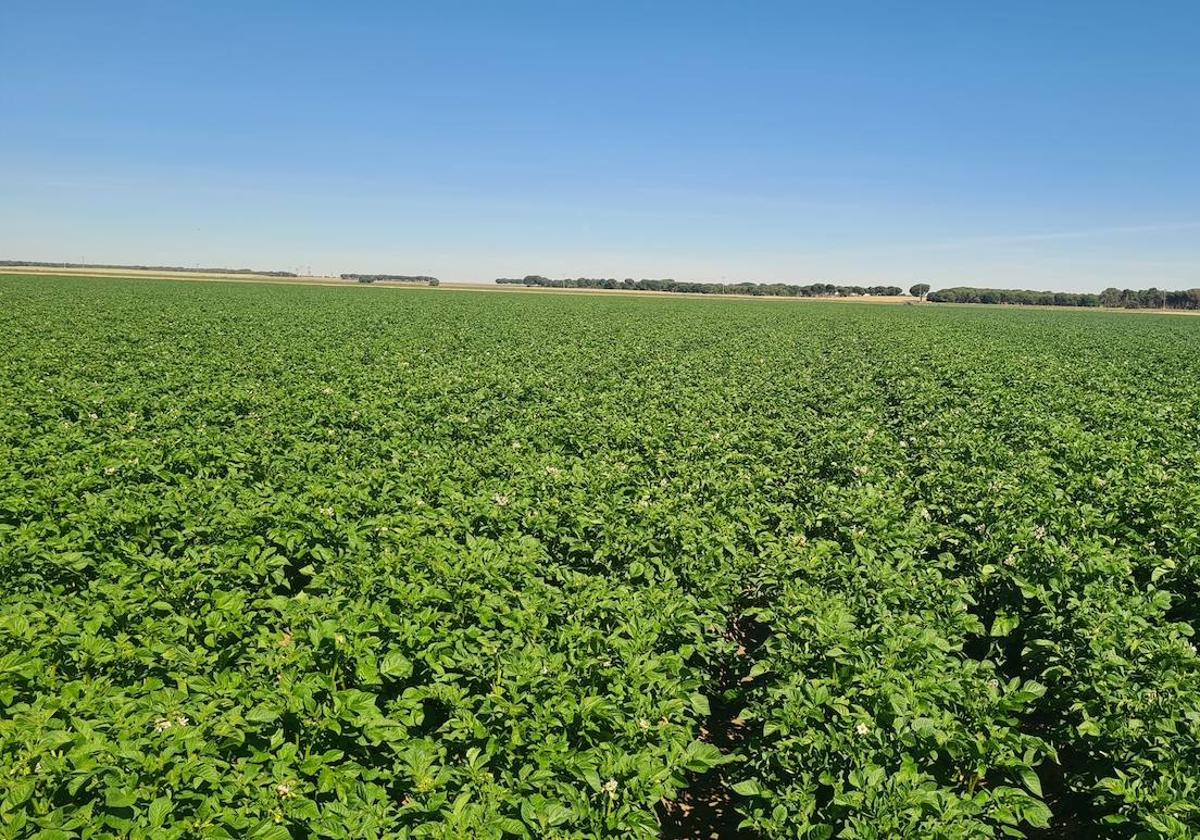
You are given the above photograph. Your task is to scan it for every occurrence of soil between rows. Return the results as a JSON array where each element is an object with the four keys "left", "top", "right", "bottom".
[{"left": 658, "top": 614, "right": 770, "bottom": 839}]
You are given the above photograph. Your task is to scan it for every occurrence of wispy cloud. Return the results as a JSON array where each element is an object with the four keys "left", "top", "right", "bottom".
[
  {"left": 787, "top": 220, "right": 1200, "bottom": 263},
  {"left": 926, "top": 221, "right": 1200, "bottom": 250}
]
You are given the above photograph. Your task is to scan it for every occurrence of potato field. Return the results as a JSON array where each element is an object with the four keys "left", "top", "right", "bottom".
[{"left": 2, "top": 274, "right": 1199, "bottom": 839}]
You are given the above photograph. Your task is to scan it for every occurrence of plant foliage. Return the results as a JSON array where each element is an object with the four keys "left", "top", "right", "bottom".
[{"left": 1, "top": 275, "right": 1198, "bottom": 838}]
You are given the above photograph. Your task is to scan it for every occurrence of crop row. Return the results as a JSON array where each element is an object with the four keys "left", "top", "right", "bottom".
[{"left": 1, "top": 275, "right": 1198, "bottom": 838}]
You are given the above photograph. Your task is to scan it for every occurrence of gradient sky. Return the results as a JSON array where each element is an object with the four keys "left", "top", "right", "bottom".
[{"left": 2, "top": 1, "right": 1198, "bottom": 290}]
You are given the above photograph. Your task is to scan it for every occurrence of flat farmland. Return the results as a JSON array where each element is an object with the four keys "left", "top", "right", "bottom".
[{"left": 2, "top": 274, "right": 1198, "bottom": 839}]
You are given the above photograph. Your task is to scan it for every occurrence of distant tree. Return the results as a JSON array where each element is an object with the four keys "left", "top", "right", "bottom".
[
  {"left": 2, "top": 259, "right": 297, "bottom": 277},
  {"left": 497, "top": 277, "right": 1195, "bottom": 308},
  {"left": 926, "top": 286, "right": 1103, "bottom": 307},
  {"left": 342, "top": 273, "right": 438, "bottom": 285}
]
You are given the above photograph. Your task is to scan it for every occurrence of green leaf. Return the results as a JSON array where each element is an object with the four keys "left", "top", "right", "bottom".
[
  {"left": 5, "top": 779, "right": 34, "bottom": 807},
  {"left": 682, "top": 740, "right": 732, "bottom": 773},
  {"left": 246, "top": 703, "right": 281, "bottom": 723},
  {"left": 247, "top": 822, "right": 293, "bottom": 840},
  {"left": 1023, "top": 799, "right": 1052, "bottom": 829},
  {"left": 335, "top": 689, "right": 379, "bottom": 721},
  {"left": 379, "top": 651, "right": 412, "bottom": 679},
  {"left": 148, "top": 795, "right": 172, "bottom": 827},
  {"left": 731, "top": 779, "right": 763, "bottom": 797},
  {"left": 543, "top": 803, "right": 572, "bottom": 826},
  {"left": 991, "top": 613, "right": 1019, "bottom": 637},
  {"left": 105, "top": 788, "right": 137, "bottom": 808}
]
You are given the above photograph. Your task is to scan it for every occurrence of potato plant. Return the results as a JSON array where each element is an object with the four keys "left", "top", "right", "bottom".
[{"left": 1, "top": 275, "right": 1197, "bottom": 838}]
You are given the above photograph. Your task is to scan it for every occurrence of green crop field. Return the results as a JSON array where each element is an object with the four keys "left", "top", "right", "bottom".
[{"left": 2, "top": 274, "right": 1199, "bottom": 839}]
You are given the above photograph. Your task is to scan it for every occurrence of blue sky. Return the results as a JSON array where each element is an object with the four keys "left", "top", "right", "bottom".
[{"left": 2, "top": 1, "right": 1198, "bottom": 290}]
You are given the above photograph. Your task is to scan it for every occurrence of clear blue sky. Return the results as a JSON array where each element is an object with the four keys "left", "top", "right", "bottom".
[{"left": 2, "top": 1, "right": 1198, "bottom": 290}]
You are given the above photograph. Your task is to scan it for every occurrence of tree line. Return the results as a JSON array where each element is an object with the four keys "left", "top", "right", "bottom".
[
  {"left": 13, "top": 259, "right": 1193, "bottom": 310},
  {"left": 927, "top": 287, "right": 1101, "bottom": 307},
  {"left": 1098, "top": 287, "right": 1200, "bottom": 310},
  {"left": 341, "top": 274, "right": 439, "bottom": 285},
  {"left": 927, "top": 286, "right": 1200, "bottom": 310},
  {"left": 1, "top": 259, "right": 297, "bottom": 277},
  {"left": 496, "top": 276, "right": 905, "bottom": 297}
]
